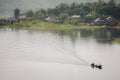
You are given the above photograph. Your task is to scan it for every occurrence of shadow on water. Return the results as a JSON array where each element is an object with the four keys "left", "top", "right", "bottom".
[
  {"left": 53, "top": 30, "right": 78, "bottom": 44},
  {"left": 79, "top": 28, "right": 120, "bottom": 44},
  {"left": 52, "top": 28, "right": 120, "bottom": 45},
  {"left": 1, "top": 27, "right": 120, "bottom": 45}
]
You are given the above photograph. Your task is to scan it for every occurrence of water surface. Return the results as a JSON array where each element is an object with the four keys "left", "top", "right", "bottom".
[{"left": 0, "top": 28, "right": 120, "bottom": 80}]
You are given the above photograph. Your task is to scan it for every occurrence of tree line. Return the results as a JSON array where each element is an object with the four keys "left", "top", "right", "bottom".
[{"left": 20, "top": 0, "right": 120, "bottom": 21}]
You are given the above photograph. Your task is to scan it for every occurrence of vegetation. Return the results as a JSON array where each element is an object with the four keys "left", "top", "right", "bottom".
[
  {"left": 25, "top": 10, "right": 34, "bottom": 17},
  {"left": 2, "top": 0, "right": 120, "bottom": 30},
  {"left": 113, "top": 39, "right": 120, "bottom": 44},
  {"left": 14, "top": 8, "right": 20, "bottom": 19},
  {"left": 6, "top": 20, "right": 103, "bottom": 30},
  {"left": 22, "top": 0, "right": 120, "bottom": 21}
]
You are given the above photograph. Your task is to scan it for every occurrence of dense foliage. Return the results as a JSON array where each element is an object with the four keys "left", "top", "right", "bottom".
[
  {"left": 23, "top": 0, "right": 120, "bottom": 20},
  {"left": 14, "top": 8, "right": 20, "bottom": 19}
]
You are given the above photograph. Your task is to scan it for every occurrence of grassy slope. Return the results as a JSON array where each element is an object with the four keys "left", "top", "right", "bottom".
[
  {"left": 113, "top": 39, "right": 120, "bottom": 45},
  {"left": 4, "top": 20, "right": 104, "bottom": 30}
]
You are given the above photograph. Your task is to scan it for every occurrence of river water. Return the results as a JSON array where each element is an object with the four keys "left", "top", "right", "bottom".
[{"left": 0, "top": 28, "right": 120, "bottom": 80}]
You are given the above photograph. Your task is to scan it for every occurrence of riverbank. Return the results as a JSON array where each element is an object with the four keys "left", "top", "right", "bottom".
[{"left": 2, "top": 20, "right": 120, "bottom": 30}]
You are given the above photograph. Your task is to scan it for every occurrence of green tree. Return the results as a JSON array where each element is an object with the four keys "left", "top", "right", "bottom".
[
  {"left": 69, "top": 2, "right": 78, "bottom": 15},
  {"left": 59, "top": 13, "right": 69, "bottom": 23},
  {"left": 108, "top": 0, "right": 116, "bottom": 5},
  {"left": 81, "top": 5, "right": 91, "bottom": 15},
  {"left": 26, "top": 10, "right": 34, "bottom": 17},
  {"left": 14, "top": 8, "right": 20, "bottom": 19},
  {"left": 23, "top": 0, "right": 120, "bottom": 20},
  {"left": 57, "top": 3, "right": 69, "bottom": 14}
]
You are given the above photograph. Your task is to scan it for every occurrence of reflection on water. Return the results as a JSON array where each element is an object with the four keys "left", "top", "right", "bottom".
[
  {"left": 80, "top": 28, "right": 120, "bottom": 44},
  {"left": 0, "top": 28, "right": 120, "bottom": 80},
  {"left": 55, "top": 28, "right": 120, "bottom": 44}
]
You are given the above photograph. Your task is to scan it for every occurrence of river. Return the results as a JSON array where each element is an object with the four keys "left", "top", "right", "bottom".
[{"left": 0, "top": 28, "right": 120, "bottom": 80}]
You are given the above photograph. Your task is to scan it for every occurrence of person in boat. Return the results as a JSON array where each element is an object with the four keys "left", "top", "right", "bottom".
[
  {"left": 91, "top": 63, "right": 102, "bottom": 69},
  {"left": 91, "top": 63, "right": 95, "bottom": 69},
  {"left": 97, "top": 64, "right": 102, "bottom": 69}
]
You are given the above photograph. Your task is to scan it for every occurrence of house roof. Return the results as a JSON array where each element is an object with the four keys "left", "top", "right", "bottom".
[
  {"left": 19, "top": 15, "right": 26, "bottom": 19},
  {"left": 94, "top": 18, "right": 101, "bottom": 22},
  {"left": 44, "top": 17, "right": 51, "bottom": 21},
  {"left": 72, "top": 15, "right": 80, "bottom": 18}
]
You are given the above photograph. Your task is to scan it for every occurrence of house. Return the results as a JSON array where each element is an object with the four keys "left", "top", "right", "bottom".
[
  {"left": 0, "top": 17, "right": 21, "bottom": 25},
  {"left": 93, "top": 18, "right": 105, "bottom": 26},
  {"left": 19, "top": 15, "right": 26, "bottom": 22},
  {"left": 44, "top": 17, "right": 60, "bottom": 23},
  {"left": 44, "top": 17, "right": 51, "bottom": 22},
  {"left": 86, "top": 14, "right": 92, "bottom": 17},
  {"left": 72, "top": 15, "right": 80, "bottom": 18},
  {"left": 52, "top": 19, "right": 60, "bottom": 23},
  {"left": 0, "top": 19, "right": 5, "bottom": 25},
  {"left": 64, "top": 19, "right": 71, "bottom": 23},
  {"left": 104, "top": 17, "right": 117, "bottom": 27}
]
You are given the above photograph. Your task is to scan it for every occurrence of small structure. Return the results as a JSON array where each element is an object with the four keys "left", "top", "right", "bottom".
[
  {"left": 93, "top": 18, "right": 105, "bottom": 26},
  {"left": 104, "top": 17, "right": 118, "bottom": 27},
  {"left": 52, "top": 19, "right": 60, "bottom": 23},
  {"left": 0, "top": 17, "right": 21, "bottom": 25},
  {"left": 19, "top": 15, "right": 26, "bottom": 22},
  {"left": 44, "top": 17, "right": 51, "bottom": 22},
  {"left": 64, "top": 19, "right": 71, "bottom": 23},
  {"left": 72, "top": 15, "right": 80, "bottom": 18},
  {"left": 86, "top": 14, "right": 92, "bottom": 17},
  {"left": 44, "top": 17, "right": 60, "bottom": 23}
]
